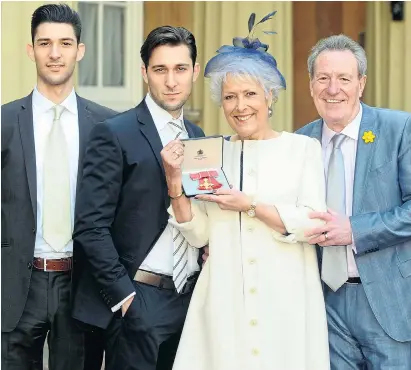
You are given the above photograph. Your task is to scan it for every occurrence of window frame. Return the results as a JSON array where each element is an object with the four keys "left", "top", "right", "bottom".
[{"left": 76, "top": 1, "right": 143, "bottom": 112}]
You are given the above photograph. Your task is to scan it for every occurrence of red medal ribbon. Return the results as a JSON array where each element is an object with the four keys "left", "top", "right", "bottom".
[{"left": 189, "top": 171, "right": 222, "bottom": 190}]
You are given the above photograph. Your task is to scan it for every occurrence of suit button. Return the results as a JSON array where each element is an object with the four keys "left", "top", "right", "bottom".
[
  {"left": 32, "top": 228, "right": 36, "bottom": 234},
  {"left": 251, "top": 348, "right": 259, "bottom": 356},
  {"left": 27, "top": 262, "right": 32, "bottom": 269}
]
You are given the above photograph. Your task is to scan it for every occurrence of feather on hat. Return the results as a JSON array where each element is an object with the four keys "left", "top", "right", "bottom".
[{"left": 204, "top": 11, "right": 286, "bottom": 89}]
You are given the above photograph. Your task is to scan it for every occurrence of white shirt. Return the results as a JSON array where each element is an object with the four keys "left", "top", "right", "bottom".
[
  {"left": 140, "top": 93, "right": 200, "bottom": 276},
  {"left": 111, "top": 93, "right": 200, "bottom": 312},
  {"left": 32, "top": 87, "right": 79, "bottom": 259},
  {"left": 321, "top": 105, "right": 362, "bottom": 277}
]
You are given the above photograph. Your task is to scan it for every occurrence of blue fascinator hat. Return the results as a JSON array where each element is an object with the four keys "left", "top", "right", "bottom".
[{"left": 204, "top": 11, "right": 286, "bottom": 89}]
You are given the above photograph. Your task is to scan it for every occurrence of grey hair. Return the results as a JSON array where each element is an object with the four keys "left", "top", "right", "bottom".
[
  {"left": 307, "top": 34, "right": 367, "bottom": 79},
  {"left": 207, "top": 58, "right": 284, "bottom": 106}
]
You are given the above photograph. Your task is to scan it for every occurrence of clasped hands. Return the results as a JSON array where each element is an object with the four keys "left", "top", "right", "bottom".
[
  {"left": 304, "top": 209, "right": 353, "bottom": 247},
  {"left": 161, "top": 138, "right": 251, "bottom": 212}
]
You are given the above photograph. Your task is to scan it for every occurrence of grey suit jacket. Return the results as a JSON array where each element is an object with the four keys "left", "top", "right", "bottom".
[
  {"left": 296, "top": 102, "right": 411, "bottom": 342},
  {"left": 1, "top": 92, "right": 117, "bottom": 332}
]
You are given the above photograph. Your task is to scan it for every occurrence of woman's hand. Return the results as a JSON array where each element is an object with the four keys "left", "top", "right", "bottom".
[
  {"left": 161, "top": 139, "right": 185, "bottom": 183},
  {"left": 195, "top": 188, "right": 251, "bottom": 212}
]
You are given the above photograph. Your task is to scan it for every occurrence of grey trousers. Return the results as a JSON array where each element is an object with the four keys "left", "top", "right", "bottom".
[{"left": 2, "top": 270, "right": 84, "bottom": 370}]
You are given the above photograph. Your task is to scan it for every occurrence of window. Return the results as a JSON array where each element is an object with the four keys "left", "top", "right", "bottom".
[{"left": 77, "top": 1, "right": 143, "bottom": 112}]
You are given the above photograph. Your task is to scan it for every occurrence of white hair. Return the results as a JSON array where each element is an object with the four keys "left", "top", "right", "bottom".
[{"left": 308, "top": 34, "right": 367, "bottom": 79}]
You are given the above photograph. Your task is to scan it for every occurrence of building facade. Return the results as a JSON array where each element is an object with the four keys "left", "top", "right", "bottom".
[{"left": 2, "top": 1, "right": 411, "bottom": 134}]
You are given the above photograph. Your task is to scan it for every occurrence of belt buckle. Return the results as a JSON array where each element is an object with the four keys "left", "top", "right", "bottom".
[
  {"left": 158, "top": 276, "right": 165, "bottom": 290},
  {"left": 43, "top": 258, "right": 48, "bottom": 272}
]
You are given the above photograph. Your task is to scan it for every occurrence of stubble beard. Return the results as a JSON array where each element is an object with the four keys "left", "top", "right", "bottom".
[
  {"left": 151, "top": 91, "right": 191, "bottom": 116},
  {"left": 37, "top": 65, "right": 74, "bottom": 87}
]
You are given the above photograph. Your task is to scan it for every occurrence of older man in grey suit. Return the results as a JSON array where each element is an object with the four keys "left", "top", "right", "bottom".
[
  {"left": 297, "top": 34, "right": 411, "bottom": 369},
  {"left": 1, "top": 4, "right": 116, "bottom": 370}
]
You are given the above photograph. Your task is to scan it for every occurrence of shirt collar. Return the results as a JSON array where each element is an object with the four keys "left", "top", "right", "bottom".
[
  {"left": 322, "top": 104, "right": 362, "bottom": 148},
  {"left": 32, "top": 87, "right": 78, "bottom": 115},
  {"left": 145, "top": 93, "right": 185, "bottom": 132}
]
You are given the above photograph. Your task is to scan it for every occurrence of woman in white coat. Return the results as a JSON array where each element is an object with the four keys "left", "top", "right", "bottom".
[{"left": 161, "top": 12, "right": 330, "bottom": 370}]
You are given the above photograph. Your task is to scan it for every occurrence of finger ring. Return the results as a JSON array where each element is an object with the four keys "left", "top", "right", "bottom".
[{"left": 324, "top": 232, "right": 328, "bottom": 240}]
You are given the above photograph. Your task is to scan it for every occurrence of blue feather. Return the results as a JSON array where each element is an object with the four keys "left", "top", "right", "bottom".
[
  {"left": 204, "top": 10, "right": 286, "bottom": 89},
  {"left": 257, "top": 11, "right": 277, "bottom": 25},
  {"left": 248, "top": 13, "right": 256, "bottom": 32}
]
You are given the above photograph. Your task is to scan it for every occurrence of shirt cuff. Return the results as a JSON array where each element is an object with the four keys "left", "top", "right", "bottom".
[{"left": 111, "top": 292, "right": 136, "bottom": 313}]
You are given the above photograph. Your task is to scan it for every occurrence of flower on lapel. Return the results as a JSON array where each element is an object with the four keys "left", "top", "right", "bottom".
[{"left": 362, "top": 131, "right": 376, "bottom": 143}]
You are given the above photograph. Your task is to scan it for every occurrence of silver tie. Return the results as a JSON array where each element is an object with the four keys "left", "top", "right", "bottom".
[
  {"left": 321, "top": 134, "right": 348, "bottom": 291},
  {"left": 43, "top": 105, "right": 72, "bottom": 251},
  {"left": 168, "top": 120, "right": 190, "bottom": 293}
]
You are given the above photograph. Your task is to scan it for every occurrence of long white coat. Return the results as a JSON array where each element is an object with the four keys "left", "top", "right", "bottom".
[{"left": 170, "top": 133, "right": 330, "bottom": 370}]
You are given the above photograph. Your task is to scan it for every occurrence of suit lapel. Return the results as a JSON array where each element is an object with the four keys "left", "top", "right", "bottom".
[
  {"left": 76, "top": 96, "right": 96, "bottom": 193},
  {"left": 137, "top": 101, "right": 166, "bottom": 177},
  {"left": 310, "top": 119, "right": 323, "bottom": 142},
  {"left": 183, "top": 119, "right": 195, "bottom": 138},
  {"left": 17, "top": 93, "right": 37, "bottom": 224},
  {"left": 352, "top": 103, "right": 378, "bottom": 215}
]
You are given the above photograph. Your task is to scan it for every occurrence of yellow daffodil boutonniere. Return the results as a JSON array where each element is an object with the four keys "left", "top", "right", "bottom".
[{"left": 362, "top": 131, "right": 376, "bottom": 144}]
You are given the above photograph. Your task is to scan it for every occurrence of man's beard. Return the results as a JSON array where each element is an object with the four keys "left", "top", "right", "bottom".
[
  {"left": 37, "top": 66, "right": 73, "bottom": 87},
  {"left": 151, "top": 91, "right": 190, "bottom": 115},
  {"left": 158, "top": 100, "right": 186, "bottom": 113}
]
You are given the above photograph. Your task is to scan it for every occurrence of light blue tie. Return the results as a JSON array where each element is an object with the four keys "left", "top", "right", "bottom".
[{"left": 321, "top": 134, "right": 348, "bottom": 291}]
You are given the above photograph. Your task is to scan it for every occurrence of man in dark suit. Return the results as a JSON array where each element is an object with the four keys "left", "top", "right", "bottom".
[
  {"left": 72, "top": 26, "right": 205, "bottom": 370},
  {"left": 1, "top": 4, "right": 116, "bottom": 370}
]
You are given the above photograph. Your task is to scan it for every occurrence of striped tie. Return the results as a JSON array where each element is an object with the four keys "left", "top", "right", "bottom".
[
  {"left": 172, "top": 229, "right": 189, "bottom": 293},
  {"left": 167, "top": 120, "right": 190, "bottom": 293},
  {"left": 168, "top": 120, "right": 185, "bottom": 133}
]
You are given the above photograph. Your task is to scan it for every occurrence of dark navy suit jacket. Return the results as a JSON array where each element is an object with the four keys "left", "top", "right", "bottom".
[{"left": 72, "top": 100, "right": 205, "bottom": 329}]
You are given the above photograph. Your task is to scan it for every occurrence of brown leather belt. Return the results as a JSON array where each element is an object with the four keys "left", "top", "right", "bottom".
[
  {"left": 134, "top": 269, "right": 199, "bottom": 294},
  {"left": 33, "top": 257, "right": 73, "bottom": 272}
]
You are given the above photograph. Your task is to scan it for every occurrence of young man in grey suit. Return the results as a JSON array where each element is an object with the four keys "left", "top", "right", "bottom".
[
  {"left": 1, "top": 4, "right": 116, "bottom": 370},
  {"left": 298, "top": 35, "right": 411, "bottom": 369}
]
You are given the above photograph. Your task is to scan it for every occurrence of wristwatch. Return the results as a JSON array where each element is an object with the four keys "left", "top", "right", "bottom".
[{"left": 246, "top": 201, "right": 257, "bottom": 218}]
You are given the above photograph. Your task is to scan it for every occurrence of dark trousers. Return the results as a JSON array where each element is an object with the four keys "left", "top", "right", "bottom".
[
  {"left": 1, "top": 269, "right": 88, "bottom": 370},
  {"left": 105, "top": 281, "right": 192, "bottom": 370},
  {"left": 84, "top": 327, "right": 105, "bottom": 370}
]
